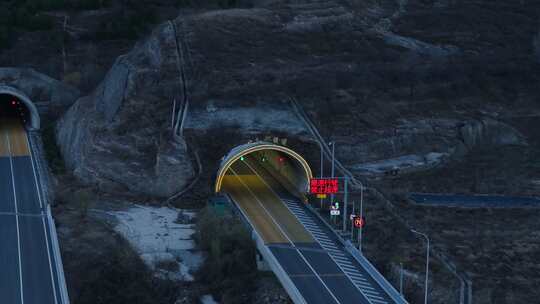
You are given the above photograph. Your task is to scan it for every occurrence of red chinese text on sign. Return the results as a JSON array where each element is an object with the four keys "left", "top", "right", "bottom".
[{"left": 309, "top": 178, "right": 339, "bottom": 194}]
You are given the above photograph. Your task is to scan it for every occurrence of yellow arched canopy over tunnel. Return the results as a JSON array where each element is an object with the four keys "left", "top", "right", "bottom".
[{"left": 215, "top": 142, "right": 313, "bottom": 194}]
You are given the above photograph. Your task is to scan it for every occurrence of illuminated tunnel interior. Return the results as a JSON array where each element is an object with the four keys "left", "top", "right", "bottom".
[
  {"left": 0, "top": 93, "right": 32, "bottom": 127},
  {"left": 215, "top": 143, "right": 313, "bottom": 198}
]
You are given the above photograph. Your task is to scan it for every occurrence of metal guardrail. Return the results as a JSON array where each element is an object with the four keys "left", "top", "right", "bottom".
[
  {"left": 223, "top": 194, "right": 307, "bottom": 304},
  {"left": 47, "top": 205, "right": 70, "bottom": 304},
  {"left": 29, "top": 132, "right": 70, "bottom": 304}
]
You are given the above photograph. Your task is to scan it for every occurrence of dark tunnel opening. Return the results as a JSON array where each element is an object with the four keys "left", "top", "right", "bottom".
[{"left": 0, "top": 94, "right": 31, "bottom": 126}]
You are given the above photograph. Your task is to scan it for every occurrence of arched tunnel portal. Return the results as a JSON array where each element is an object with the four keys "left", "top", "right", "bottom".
[{"left": 215, "top": 142, "right": 313, "bottom": 197}]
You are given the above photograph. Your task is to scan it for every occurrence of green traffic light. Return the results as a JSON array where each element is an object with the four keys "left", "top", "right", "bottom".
[{"left": 240, "top": 156, "right": 245, "bottom": 161}]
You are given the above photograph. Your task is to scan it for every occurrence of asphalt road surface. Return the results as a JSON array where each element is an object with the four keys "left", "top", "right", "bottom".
[
  {"left": 223, "top": 155, "right": 399, "bottom": 304},
  {"left": 0, "top": 118, "right": 62, "bottom": 304}
]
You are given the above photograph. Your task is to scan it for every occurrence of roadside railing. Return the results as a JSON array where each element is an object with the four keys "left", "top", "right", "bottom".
[{"left": 29, "top": 132, "right": 70, "bottom": 304}]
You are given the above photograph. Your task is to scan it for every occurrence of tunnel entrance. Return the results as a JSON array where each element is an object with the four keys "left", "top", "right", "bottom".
[
  {"left": 0, "top": 94, "right": 31, "bottom": 125},
  {"left": 215, "top": 142, "right": 313, "bottom": 197},
  {"left": 0, "top": 87, "right": 40, "bottom": 130}
]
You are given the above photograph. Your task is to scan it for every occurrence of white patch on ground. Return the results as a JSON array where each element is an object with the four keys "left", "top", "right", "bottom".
[
  {"left": 353, "top": 152, "right": 448, "bottom": 174},
  {"left": 111, "top": 205, "right": 204, "bottom": 281},
  {"left": 200, "top": 295, "right": 219, "bottom": 304}
]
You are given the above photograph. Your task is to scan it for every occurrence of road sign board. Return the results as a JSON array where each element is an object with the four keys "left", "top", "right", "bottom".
[
  {"left": 330, "top": 210, "right": 340, "bottom": 216},
  {"left": 350, "top": 214, "right": 356, "bottom": 220},
  {"left": 354, "top": 217, "right": 365, "bottom": 228},
  {"left": 310, "top": 178, "right": 339, "bottom": 194}
]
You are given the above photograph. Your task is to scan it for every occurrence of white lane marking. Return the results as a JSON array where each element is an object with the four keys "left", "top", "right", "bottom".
[
  {"left": 332, "top": 255, "right": 349, "bottom": 260},
  {"left": 335, "top": 259, "right": 352, "bottom": 265},
  {"left": 357, "top": 284, "right": 376, "bottom": 290},
  {"left": 319, "top": 241, "right": 336, "bottom": 246},
  {"left": 26, "top": 133, "right": 59, "bottom": 304},
  {"left": 229, "top": 166, "right": 341, "bottom": 304},
  {"left": 364, "top": 293, "right": 386, "bottom": 300},
  {"left": 6, "top": 129, "right": 25, "bottom": 304},
  {"left": 351, "top": 276, "right": 368, "bottom": 282}
]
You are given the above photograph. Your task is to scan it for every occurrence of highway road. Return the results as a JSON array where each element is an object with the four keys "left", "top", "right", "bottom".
[
  {"left": 0, "top": 118, "right": 62, "bottom": 304},
  {"left": 223, "top": 155, "right": 400, "bottom": 304}
]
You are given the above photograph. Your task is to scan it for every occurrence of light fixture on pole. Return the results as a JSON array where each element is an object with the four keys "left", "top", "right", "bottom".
[
  {"left": 329, "top": 141, "right": 335, "bottom": 204},
  {"left": 319, "top": 141, "right": 324, "bottom": 209},
  {"left": 411, "top": 229, "right": 430, "bottom": 304},
  {"left": 358, "top": 182, "right": 364, "bottom": 252}
]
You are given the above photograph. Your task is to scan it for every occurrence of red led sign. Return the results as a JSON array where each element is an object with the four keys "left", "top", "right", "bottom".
[{"left": 309, "top": 178, "right": 339, "bottom": 194}]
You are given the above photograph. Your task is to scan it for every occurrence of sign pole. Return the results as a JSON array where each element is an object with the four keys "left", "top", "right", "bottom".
[
  {"left": 351, "top": 200, "right": 355, "bottom": 239},
  {"left": 358, "top": 187, "right": 363, "bottom": 252},
  {"left": 342, "top": 178, "right": 348, "bottom": 232},
  {"left": 330, "top": 142, "right": 335, "bottom": 205},
  {"left": 399, "top": 262, "right": 404, "bottom": 294},
  {"left": 319, "top": 143, "right": 324, "bottom": 209}
]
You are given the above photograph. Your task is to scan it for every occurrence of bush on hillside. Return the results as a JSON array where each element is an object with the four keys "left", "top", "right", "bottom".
[
  {"left": 75, "top": 243, "right": 177, "bottom": 304},
  {"left": 195, "top": 207, "right": 258, "bottom": 303}
]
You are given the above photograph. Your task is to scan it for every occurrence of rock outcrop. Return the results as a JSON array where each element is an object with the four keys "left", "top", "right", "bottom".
[
  {"left": 55, "top": 10, "right": 314, "bottom": 197},
  {"left": 57, "top": 22, "right": 196, "bottom": 197},
  {"left": 344, "top": 118, "right": 527, "bottom": 177}
]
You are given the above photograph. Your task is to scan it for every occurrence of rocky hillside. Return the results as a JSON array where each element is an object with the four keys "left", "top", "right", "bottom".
[
  {"left": 56, "top": 0, "right": 540, "bottom": 196},
  {"left": 2, "top": 0, "right": 539, "bottom": 303}
]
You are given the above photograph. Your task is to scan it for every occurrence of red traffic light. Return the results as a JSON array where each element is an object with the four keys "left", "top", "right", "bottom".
[
  {"left": 11, "top": 100, "right": 17, "bottom": 106},
  {"left": 279, "top": 156, "right": 285, "bottom": 162}
]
